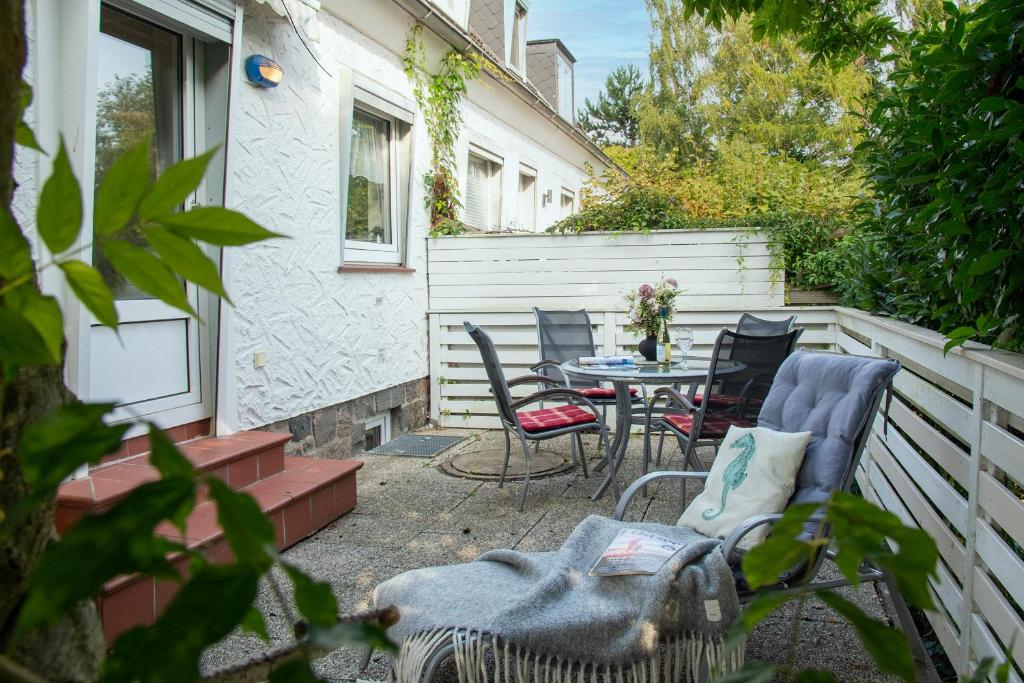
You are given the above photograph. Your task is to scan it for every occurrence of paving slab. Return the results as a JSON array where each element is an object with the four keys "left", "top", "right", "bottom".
[{"left": 202, "top": 427, "right": 905, "bottom": 682}]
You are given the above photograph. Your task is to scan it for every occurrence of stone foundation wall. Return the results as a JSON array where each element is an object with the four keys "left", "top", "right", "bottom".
[{"left": 263, "top": 377, "right": 430, "bottom": 459}]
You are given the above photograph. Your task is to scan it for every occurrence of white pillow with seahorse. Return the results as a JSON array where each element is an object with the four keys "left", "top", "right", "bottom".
[{"left": 677, "top": 425, "right": 811, "bottom": 550}]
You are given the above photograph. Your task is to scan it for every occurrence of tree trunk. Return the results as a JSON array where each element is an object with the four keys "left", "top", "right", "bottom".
[{"left": 0, "top": 3, "right": 105, "bottom": 680}]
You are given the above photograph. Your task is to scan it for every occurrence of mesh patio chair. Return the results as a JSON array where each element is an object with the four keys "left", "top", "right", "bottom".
[
  {"left": 533, "top": 308, "right": 647, "bottom": 469},
  {"left": 397, "top": 351, "right": 903, "bottom": 683},
  {"left": 531, "top": 308, "right": 645, "bottom": 422},
  {"left": 465, "top": 321, "right": 615, "bottom": 512},
  {"left": 735, "top": 312, "right": 797, "bottom": 336},
  {"left": 644, "top": 329, "right": 800, "bottom": 475},
  {"left": 616, "top": 351, "right": 903, "bottom": 607}
]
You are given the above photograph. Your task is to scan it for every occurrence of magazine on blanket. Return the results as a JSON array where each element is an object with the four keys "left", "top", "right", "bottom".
[{"left": 589, "top": 528, "right": 686, "bottom": 577}]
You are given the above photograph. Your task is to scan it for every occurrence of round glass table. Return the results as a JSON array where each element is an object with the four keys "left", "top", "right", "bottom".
[{"left": 561, "top": 358, "right": 745, "bottom": 500}]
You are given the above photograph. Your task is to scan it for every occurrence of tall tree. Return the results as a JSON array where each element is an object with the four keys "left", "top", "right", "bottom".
[
  {"left": 703, "top": 17, "right": 871, "bottom": 163},
  {"left": 578, "top": 65, "right": 645, "bottom": 146}
]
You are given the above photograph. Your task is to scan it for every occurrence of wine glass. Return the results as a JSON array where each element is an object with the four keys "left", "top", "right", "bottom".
[{"left": 675, "top": 326, "right": 694, "bottom": 368}]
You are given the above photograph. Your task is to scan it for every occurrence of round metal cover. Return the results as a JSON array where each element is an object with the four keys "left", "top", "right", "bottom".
[{"left": 441, "top": 446, "right": 573, "bottom": 481}]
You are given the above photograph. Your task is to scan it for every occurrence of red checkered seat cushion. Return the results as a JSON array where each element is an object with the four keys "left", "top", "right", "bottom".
[
  {"left": 517, "top": 405, "right": 598, "bottom": 432},
  {"left": 578, "top": 387, "right": 639, "bottom": 399},
  {"left": 662, "top": 411, "right": 755, "bottom": 438},
  {"left": 692, "top": 393, "right": 764, "bottom": 409}
]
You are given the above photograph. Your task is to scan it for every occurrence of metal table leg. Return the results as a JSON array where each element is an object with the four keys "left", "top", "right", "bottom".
[{"left": 591, "top": 381, "right": 634, "bottom": 500}]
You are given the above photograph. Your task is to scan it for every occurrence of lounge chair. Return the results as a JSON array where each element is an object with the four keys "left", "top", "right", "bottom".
[
  {"left": 383, "top": 350, "right": 901, "bottom": 683},
  {"left": 735, "top": 312, "right": 798, "bottom": 336},
  {"left": 465, "top": 321, "right": 614, "bottom": 512}
]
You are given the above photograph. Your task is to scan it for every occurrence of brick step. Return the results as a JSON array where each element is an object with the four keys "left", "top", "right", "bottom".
[
  {"left": 57, "top": 431, "right": 292, "bottom": 534},
  {"left": 96, "top": 456, "right": 363, "bottom": 643}
]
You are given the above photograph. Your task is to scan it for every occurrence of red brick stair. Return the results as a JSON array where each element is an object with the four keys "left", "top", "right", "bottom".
[{"left": 56, "top": 431, "right": 363, "bottom": 643}]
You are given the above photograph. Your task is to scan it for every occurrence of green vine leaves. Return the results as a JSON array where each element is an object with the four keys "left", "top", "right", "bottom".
[{"left": 402, "top": 24, "right": 481, "bottom": 233}]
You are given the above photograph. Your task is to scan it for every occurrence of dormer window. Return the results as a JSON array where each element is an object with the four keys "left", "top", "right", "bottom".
[{"left": 510, "top": 2, "right": 527, "bottom": 74}]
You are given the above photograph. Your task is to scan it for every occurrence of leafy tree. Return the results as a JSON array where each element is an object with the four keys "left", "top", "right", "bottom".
[
  {"left": 578, "top": 65, "right": 645, "bottom": 146},
  {"left": 849, "top": 0, "right": 1024, "bottom": 351},
  {"left": 0, "top": 4, "right": 392, "bottom": 681},
  {"left": 703, "top": 17, "right": 871, "bottom": 163}
]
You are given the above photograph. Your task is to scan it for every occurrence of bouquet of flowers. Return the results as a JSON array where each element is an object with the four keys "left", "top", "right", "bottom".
[{"left": 623, "top": 278, "right": 681, "bottom": 337}]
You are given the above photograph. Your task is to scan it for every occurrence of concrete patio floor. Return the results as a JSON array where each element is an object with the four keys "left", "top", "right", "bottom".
[{"left": 202, "top": 427, "right": 902, "bottom": 682}]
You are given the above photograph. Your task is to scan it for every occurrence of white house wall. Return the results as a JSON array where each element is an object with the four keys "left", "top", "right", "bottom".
[{"left": 226, "top": 0, "right": 603, "bottom": 430}]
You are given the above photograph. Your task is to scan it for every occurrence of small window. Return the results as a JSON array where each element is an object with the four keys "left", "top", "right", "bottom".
[
  {"left": 517, "top": 168, "right": 537, "bottom": 230},
  {"left": 560, "top": 188, "right": 575, "bottom": 218},
  {"left": 342, "top": 91, "right": 412, "bottom": 266},
  {"left": 365, "top": 413, "right": 391, "bottom": 451},
  {"left": 465, "top": 150, "right": 503, "bottom": 231},
  {"left": 510, "top": 3, "right": 527, "bottom": 74}
]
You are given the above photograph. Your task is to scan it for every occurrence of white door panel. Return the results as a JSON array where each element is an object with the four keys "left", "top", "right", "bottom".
[{"left": 90, "top": 319, "right": 192, "bottom": 405}]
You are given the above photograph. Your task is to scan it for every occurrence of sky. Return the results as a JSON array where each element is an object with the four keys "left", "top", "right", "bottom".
[{"left": 527, "top": 0, "right": 650, "bottom": 113}]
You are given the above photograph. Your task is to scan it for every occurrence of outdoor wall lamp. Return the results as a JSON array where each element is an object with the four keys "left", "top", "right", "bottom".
[
  {"left": 245, "top": 55, "right": 283, "bottom": 88},
  {"left": 541, "top": 189, "right": 553, "bottom": 206}
]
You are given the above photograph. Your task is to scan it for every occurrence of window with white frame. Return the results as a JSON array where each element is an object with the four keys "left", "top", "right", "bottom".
[
  {"left": 509, "top": 3, "right": 527, "bottom": 74},
  {"left": 517, "top": 166, "right": 537, "bottom": 231},
  {"left": 364, "top": 412, "right": 391, "bottom": 451},
  {"left": 560, "top": 188, "right": 575, "bottom": 218},
  {"left": 464, "top": 148, "right": 503, "bottom": 231},
  {"left": 341, "top": 85, "right": 413, "bottom": 265}
]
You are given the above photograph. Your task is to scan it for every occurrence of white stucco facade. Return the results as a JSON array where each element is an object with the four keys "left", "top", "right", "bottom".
[{"left": 15, "top": 0, "right": 612, "bottom": 438}]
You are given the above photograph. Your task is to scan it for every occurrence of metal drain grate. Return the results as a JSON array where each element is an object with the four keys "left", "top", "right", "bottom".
[{"left": 367, "top": 434, "right": 464, "bottom": 458}]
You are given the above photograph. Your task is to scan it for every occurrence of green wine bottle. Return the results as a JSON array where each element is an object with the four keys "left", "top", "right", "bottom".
[{"left": 657, "top": 306, "right": 672, "bottom": 365}]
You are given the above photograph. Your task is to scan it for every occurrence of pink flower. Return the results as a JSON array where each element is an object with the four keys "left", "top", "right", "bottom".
[
  {"left": 666, "top": 278, "right": 678, "bottom": 288},
  {"left": 639, "top": 284, "right": 654, "bottom": 300}
]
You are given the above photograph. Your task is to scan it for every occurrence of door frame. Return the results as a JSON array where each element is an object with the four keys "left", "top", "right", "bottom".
[{"left": 29, "top": 0, "right": 236, "bottom": 438}]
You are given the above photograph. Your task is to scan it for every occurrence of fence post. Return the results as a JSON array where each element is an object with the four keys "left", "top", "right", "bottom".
[
  {"left": 959, "top": 367, "right": 986, "bottom": 674},
  {"left": 429, "top": 313, "right": 442, "bottom": 424},
  {"left": 603, "top": 311, "right": 616, "bottom": 356}
]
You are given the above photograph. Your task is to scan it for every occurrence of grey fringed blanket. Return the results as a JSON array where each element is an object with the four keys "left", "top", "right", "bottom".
[{"left": 373, "top": 515, "right": 742, "bottom": 683}]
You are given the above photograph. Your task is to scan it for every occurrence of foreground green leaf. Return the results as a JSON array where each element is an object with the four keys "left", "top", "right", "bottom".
[
  {"left": 94, "top": 136, "right": 151, "bottom": 236},
  {"left": 158, "top": 207, "right": 284, "bottom": 246},
  {"left": 741, "top": 503, "right": 821, "bottom": 589},
  {"left": 137, "top": 147, "right": 218, "bottom": 220},
  {"left": 5, "top": 285, "right": 63, "bottom": 362},
  {"left": 815, "top": 592, "right": 914, "bottom": 682},
  {"left": 103, "top": 563, "right": 260, "bottom": 683},
  {"left": 16, "top": 477, "right": 194, "bottom": 636},
  {"left": 37, "top": 138, "right": 82, "bottom": 254},
  {"left": 143, "top": 225, "right": 229, "bottom": 299},
  {"left": 0, "top": 208, "right": 33, "bottom": 280},
  {"left": 282, "top": 561, "right": 338, "bottom": 629},
  {"left": 268, "top": 659, "right": 324, "bottom": 683},
  {"left": 19, "top": 403, "right": 127, "bottom": 496},
  {"left": 206, "top": 479, "right": 274, "bottom": 569},
  {"left": 0, "top": 308, "right": 55, "bottom": 372},
  {"left": 59, "top": 260, "right": 118, "bottom": 328},
  {"left": 100, "top": 240, "right": 195, "bottom": 316}
]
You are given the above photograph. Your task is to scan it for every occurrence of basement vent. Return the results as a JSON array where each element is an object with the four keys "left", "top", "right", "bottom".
[{"left": 367, "top": 435, "right": 464, "bottom": 458}]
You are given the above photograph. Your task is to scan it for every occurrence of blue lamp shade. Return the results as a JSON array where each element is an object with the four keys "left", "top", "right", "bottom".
[{"left": 245, "top": 55, "right": 283, "bottom": 88}]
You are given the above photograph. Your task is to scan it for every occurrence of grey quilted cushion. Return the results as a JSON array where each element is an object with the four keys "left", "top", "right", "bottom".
[{"left": 757, "top": 351, "right": 900, "bottom": 509}]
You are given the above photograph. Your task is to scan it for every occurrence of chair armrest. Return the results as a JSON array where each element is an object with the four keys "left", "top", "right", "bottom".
[
  {"left": 507, "top": 374, "right": 562, "bottom": 388},
  {"left": 652, "top": 386, "right": 696, "bottom": 412},
  {"left": 612, "top": 471, "right": 709, "bottom": 521},
  {"left": 530, "top": 360, "right": 568, "bottom": 384},
  {"left": 509, "top": 388, "right": 600, "bottom": 414},
  {"left": 719, "top": 513, "right": 825, "bottom": 563}
]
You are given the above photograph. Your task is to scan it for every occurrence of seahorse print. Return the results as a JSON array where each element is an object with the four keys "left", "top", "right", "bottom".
[{"left": 702, "top": 432, "right": 757, "bottom": 520}]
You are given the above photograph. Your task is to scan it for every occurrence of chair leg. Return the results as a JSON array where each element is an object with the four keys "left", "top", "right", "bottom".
[
  {"left": 576, "top": 432, "right": 589, "bottom": 479},
  {"left": 569, "top": 432, "right": 578, "bottom": 466},
  {"left": 498, "top": 428, "right": 512, "bottom": 489},
  {"left": 515, "top": 433, "right": 532, "bottom": 512},
  {"left": 683, "top": 436, "right": 697, "bottom": 471},
  {"left": 655, "top": 429, "right": 667, "bottom": 466}
]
